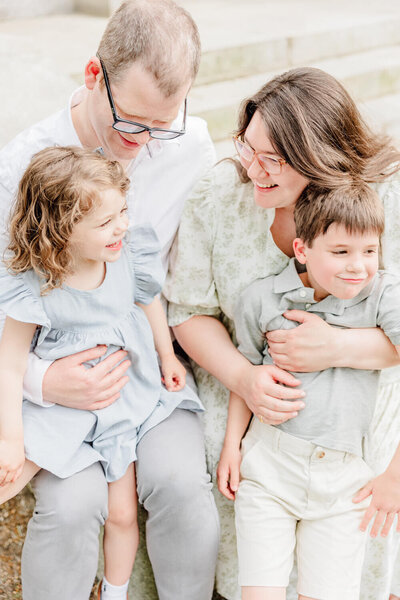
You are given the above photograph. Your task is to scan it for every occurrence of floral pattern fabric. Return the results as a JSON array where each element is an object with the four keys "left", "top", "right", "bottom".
[{"left": 164, "top": 159, "right": 400, "bottom": 600}]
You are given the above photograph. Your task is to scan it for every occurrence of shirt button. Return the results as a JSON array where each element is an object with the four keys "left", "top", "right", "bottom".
[
  {"left": 305, "top": 303, "right": 311, "bottom": 309},
  {"left": 316, "top": 450, "right": 325, "bottom": 459},
  {"left": 299, "top": 290, "right": 306, "bottom": 298}
]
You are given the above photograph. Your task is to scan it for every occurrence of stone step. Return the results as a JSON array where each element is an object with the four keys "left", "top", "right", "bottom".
[
  {"left": 190, "top": 45, "right": 400, "bottom": 141},
  {"left": 196, "top": 14, "right": 400, "bottom": 86},
  {"left": 214, "top": 91, "right": 400, "bottom": 160}
]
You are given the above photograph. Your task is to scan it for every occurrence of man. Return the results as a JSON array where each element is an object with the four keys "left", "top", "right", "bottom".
[{"left": 0, "top": 1, "right": 219, "bottom": 598}]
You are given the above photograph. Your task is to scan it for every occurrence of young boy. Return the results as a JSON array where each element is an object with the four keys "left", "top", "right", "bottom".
[{"left": 218, "top": 181, "right": 400, "bottom": 600}]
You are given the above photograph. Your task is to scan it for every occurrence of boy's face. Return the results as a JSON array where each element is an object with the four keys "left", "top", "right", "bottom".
[{"left": 294, "top": 223, "right": 380, "bottom": 301}]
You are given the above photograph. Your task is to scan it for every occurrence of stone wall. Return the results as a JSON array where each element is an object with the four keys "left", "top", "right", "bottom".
[{"left": 0, "top": 0, "right": 74, "bottom": 19}]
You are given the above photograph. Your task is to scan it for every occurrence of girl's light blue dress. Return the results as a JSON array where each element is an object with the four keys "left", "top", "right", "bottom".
[{"left": 0, "top": 225, "right": 203, "bottom": 482}]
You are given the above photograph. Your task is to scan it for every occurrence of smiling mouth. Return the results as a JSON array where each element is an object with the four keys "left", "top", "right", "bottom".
[
  {"left": 118, "top": 133, "right": 140, "bottom": 148},
  {"left": 256, "top": 183, "right": 278, "bottom": 190},
  {"left": 106, "top": 240, "right": 123, "bottom": 250}
]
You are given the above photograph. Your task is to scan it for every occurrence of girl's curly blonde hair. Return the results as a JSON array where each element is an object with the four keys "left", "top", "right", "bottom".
[{"left": 7, "top": 146, "right": 130, "bottom": 293}]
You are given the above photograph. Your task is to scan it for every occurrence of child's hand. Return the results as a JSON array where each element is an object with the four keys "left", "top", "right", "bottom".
[
  {"left": 161, "top": 354, "right": 186, "bottom": 391},
  {"left": 0, "top": 438, "right": 25, "bottom": 486},
  {"left": 353, "top": 469, "right": 400, "bottom": 537},
  {"left": 217, "top": 443, "right": 242, "bottom": 501}
]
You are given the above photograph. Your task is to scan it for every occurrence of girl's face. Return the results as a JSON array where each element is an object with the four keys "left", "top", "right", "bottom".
[
  {"left": 243, "top": 110, "right": 309, "bottom": 211},
  {"left": 69, "top": 188, "right": 129, "bottom": 268}
]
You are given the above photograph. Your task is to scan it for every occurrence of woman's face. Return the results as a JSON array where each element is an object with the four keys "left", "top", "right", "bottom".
[{"left": 243, "top": 110, "right": 309, "bottom": 210}]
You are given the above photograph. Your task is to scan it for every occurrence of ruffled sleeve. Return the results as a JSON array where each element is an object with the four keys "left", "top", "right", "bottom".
[
  {"left": 0, "top": 267, "right": 50, "bottom": 342},
  {"left": 127, "top": 225, "right": 164, "bottom": 304}
]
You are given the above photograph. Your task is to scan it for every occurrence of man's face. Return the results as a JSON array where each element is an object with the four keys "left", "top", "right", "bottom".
[{"left": 87, "top": 60, "right": 189, "bottom": 162}]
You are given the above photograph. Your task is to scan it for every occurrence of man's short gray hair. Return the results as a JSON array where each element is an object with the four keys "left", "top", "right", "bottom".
[{"left": 97, "top": 0, "right": 201, "bottom": 96}]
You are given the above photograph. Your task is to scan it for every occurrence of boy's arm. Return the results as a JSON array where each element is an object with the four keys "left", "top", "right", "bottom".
[
  {"left": 138, "top": 297, "right": 186, "bottom": 391},
  {"left": 0, "top": 316, "right": 37, "bottom": 485},
  {"left": 217, "top": 391, "right": 252, "bottom": 500}
]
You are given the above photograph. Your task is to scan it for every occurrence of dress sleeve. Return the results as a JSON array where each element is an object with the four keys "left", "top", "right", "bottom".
[
  {"left": 0, "top": 267, "right": 50, "bottom": 333},
  {"left": 164, "top": 167, "right": 222, "bottom": 327},
  {"left": 127, "top": 225, "right": 165, "bottom": 305}
]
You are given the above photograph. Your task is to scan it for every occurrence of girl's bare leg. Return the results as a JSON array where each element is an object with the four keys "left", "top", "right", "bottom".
[
  {"left": 298, "top": 596, "right": 319, "bottom": 600},
  {"left": 242, "top": 587, "right": 286, "bottom": 600},
  {"left": 103, "top": 463, "right": 138, "bottom": 584},
  {"left": 0, "top": 460, "right": 40, "bottom": 504}
]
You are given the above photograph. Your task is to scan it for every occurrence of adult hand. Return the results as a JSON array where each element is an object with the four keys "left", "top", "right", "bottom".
[
  {"left": 266, "top": 310, "right": 338, "bottom": 372},
  {"left": 43, "top": 345, "right": 131, "bottom": 410},
  {"left": 239, "top": 363, "right": 305, "bottom": 425},
  {"left": 353, "top": 469, "right": 400, "bottom": 537}
]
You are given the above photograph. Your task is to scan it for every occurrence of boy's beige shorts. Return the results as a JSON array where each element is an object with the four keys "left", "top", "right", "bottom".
[{"left": 235, "top": 419, "right": 373, "bottom": 600}]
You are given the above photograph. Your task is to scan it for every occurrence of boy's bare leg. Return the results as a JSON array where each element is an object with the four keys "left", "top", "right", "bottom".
[
  {"left": 242, "top": 587, "right": 286, "bottom": 600},
  {"left": 103, "top": 463, "right": 139, "bottom": 584},
  {"left": 0, "top": 459, "right": 40, "bottom": 504}
]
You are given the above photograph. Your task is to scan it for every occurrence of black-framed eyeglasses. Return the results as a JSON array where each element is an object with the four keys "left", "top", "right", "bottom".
[{"left": 97, "top": 53, "right": 187, "bottom": 140}]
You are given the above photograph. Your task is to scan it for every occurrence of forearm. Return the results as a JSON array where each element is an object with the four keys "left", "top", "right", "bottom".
[
  {"left": 0, "top": 369, "right": 24, "bottom": 438},
  {"left": 334, "top": 328, "right": 400, "bottom": 369},
  {"left": 224, "top": 392, "right": 252, "bottom": 448},
  {"left": 173, "top": 315, "right": 251, "bottom": 396},
  {"left": 139, "top": 298, "right": 174, "bottom": 359}
]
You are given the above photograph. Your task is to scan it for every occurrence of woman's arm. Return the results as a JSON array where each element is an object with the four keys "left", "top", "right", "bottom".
[
  {"left": 139, "top": 297, "right": 186, "bottom": 391},
  {"left": 0, "top": 317, "right": 36, "bottom": 485},
  {"left": 174, "top": 315, "right": 305, "bottom": 423},
  {"left": 266, "top": 310, "right": 400, "bottom": 372}
]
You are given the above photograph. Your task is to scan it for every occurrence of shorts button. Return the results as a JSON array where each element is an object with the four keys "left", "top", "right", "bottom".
[{"left": 317, "top": 450, "right": 325, "bottom": 459}]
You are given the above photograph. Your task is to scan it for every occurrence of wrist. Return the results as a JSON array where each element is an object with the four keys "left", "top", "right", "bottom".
[{"left": 329, "top": 328, "right": 347, "bottom": 368}]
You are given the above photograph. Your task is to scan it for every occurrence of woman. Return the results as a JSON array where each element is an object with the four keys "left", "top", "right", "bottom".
[{"left": 164, "top": 67, "right": 400, "bottom": 600}]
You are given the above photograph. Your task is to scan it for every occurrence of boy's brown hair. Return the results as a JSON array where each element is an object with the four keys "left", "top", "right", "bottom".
[
  {"left": 294, "top": 181, "right": 385, "bottom": 246},
  {"left": 7, "top": 146, "right": 130, "bottom": 293}
]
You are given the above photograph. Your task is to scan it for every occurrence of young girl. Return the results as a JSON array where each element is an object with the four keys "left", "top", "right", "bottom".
[{"left": 0, "top": 146, "right": 203, "bottom": 600}]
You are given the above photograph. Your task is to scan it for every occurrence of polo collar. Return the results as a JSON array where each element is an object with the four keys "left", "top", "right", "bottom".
[{"left": 273, "top": 258, "right": 377, "bottom": 316}]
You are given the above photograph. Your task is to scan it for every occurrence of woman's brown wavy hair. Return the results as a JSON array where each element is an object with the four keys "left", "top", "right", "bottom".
[
  {"left": 233, "top": 67, "right": 400, "bottom": 187},
  {"left": 7, "top": 146, "right": 130, "bottom": 293}
]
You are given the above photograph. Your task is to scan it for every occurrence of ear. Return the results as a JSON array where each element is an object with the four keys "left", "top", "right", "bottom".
[
  {"left": 84, "top": 56, "right": 102, "bottom": 90},
  {"left": 293, "top": 237, "right": 308, "bottom": 264}
]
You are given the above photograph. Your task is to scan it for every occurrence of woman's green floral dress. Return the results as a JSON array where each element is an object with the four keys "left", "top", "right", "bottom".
[{"left": 164, "top": 159, "right": 400, "bottom": 600}]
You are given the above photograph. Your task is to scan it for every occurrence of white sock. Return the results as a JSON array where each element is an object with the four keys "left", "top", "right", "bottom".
[{"left": 100, "top": 576, "right": 129, "bottom": 599}]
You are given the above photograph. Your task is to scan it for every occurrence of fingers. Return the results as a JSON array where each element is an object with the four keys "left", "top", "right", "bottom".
[
  {"left": 353, "top": 481, "right": 373, "bottom": 504},
  {"left": 69, "top": 344, "right": 108, "bottom": 365},
  {"left": 370, "top": 509, "right": 387, "bottom": 538},
  {"left": 359, "top": 501, "right": 376, "bottom": 532},
  {"left": 381, "top": 512, "right": 396, "bottom": 537},
  {"left": 163, "top": 373, "right": 174, "bottom": 390},
  {"left": 230, "top": 466, "right": 240, "bottom": 493},
  {"left": 282, "top": 310, "right": 316, "bottom": 324},
  {"left": 256, "top": 409, "right": 298, "bottom": 425},
  {"left": 217, "top": 463, "right": 235, "bottom": 501},
  {"left": 86, "top": 392, "right": 121, "bottom": 411},
  {"left": 268, "top": 365, "right": 302, "bottom": 387},
  {"left": 90, "top": 375, "right": 130, "bottom": 407},
  {"left": 91, "top": 349, "right": 129, "bottom": 377}
]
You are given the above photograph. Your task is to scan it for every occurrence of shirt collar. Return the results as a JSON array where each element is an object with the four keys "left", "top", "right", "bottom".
[{"left": 274, "top": 258, "right": 377, "bottom": 316}]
